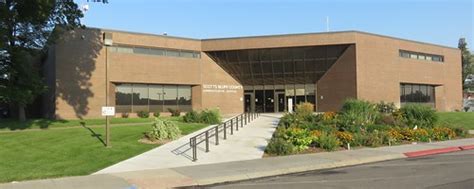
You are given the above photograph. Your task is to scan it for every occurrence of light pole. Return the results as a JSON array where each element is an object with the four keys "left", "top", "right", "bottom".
[{"left": 103, "top": 32, "right": 113, "bottom": 147}]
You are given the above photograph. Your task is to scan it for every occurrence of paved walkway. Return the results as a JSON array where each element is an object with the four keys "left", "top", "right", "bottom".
[
  {"left": 94, "top": 113, "right": 282, "bottom": 174},
  {"left": 2, "top": 138, "right": 473, "bottom": 189}
]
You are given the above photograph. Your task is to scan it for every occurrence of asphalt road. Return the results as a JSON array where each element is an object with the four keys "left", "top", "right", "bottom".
[{"left": 201, "top": 150, "right": 474, "bottom": 189}]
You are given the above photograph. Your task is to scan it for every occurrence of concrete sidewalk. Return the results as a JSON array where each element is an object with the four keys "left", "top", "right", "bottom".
[
  {"left": 94, "top": 113, "right": 281, "bottom": 174},
  {"left": 2, "top": 138, "right": 473, "bottom": 189}
]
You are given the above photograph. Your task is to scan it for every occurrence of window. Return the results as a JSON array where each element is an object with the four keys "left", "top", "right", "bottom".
[
  {"left": 165, "top": 50, "right": 180, "bottom": 57},
  {"left": 400, "top": 83, "right": 435, "bottom": 108},
  {"left": 149, "top": 85, "right": 163, "bottom": 112},
  {"left": 115, "top": 83, "right": 192, "bottom": 113},
  {"left": 115, "top": 84, "right": 132, "bottom": 112},
  {"left": 163, "top": 85, "right": 178, "bottom": 110},
  {"left": 399, "top": 50, "right": 444, "bottom": 63},
  {"left": 180, "top": 51, "right": 195, "bottom": 58},
  {"left": 132, "top": 84, "right": 149, "bottom": 112},
  {"left": 110, "top": 45, "right": 201, "bottom": 59},
  {"left": 177, "top": 85, "right": 192, "bottom": 111}
]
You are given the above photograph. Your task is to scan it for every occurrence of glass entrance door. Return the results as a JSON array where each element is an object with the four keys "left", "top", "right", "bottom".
[
  {"left": 276, "top": 92, "right": 285, "bottom": 112},
  {"left": 244, "top": 94, "right": 252, "bottom": 112}
]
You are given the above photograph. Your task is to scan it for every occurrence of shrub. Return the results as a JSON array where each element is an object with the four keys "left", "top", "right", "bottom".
[
  {"left": 309, "top": 123, "right": 337, "bottom": 133},
  {"left": 153, "top": 112, "right": 160, "bottom": 118},
  {"left": 387, "top": 128, "right": 404, "bottom": 143},
  {"left": 295, "top": 102, "right": 314, "bottom": 118},
  {"left": 351, "top": 133, "right": 367, "bottom": 146},
  {"left": 284, "top": 127, "right": 313, "bottom": 151},
  {"left": 183, "top": 110, "right": 200, "bottom": 123},
  {"left": 310, "top": 130, "right": 322, "bottom": 139},
  {"left": 338, "top": 99, "right": 380, "bottom": 132},
  {"left": 400, "top": 104, "right": 438, "bottom": 128},
  {"left": 376, "top": 114, "right": 397, "bottom": 126},
  {"left": 265, "top": 138, "right": 295, "bottom": 155},
  {"left": 199, "top": 109, "right": 222, "bottom": 124},
  {"left": 273, "top": 126, "right": 288, "bottom": 138},
  {"left": 304, "top": 114, "right": 322, "bottom": 123},
  {"left": 144, "top": 118, "right": 181, "bottom": 141},
  {"left": 121, "top": 112, "right": 129, "bottom": 118},
  {"left": 399, "top": 127, "right": 416, "bottom": 141},
  {"left": 431, "top": 127, "right": 456, "bottom": 141},
  {"left": 168, "top": 108, "right": 181, "bottom": 117},
  {"left": 376, "top": 101, "right": 397, "bottom": 114},
  {"left": 365, "top": 124, "right": 390, "bottom": 133},
  {"left": 335, "top": 131, "right": 353, "bottom": 145},
  {"left": 279, "top": 113, "right": 299, "bottom": 128},
  {"left": 365, "top": 131, "right": 384, "bottom": 147},
  {"left": 137, "top": 111, "right": 150, "bottom": 118},
  {"left": 414, "top": 128, "right": 430, "bottom": 142},
  {"left": 451, "top": 127, "right": 468, "bottom": 138},
  {"left": 316, "top": 133, "right": 340, "bottom": 151},
  {"left": 322, "top": 111, "right": 337, "bottom": 122}
]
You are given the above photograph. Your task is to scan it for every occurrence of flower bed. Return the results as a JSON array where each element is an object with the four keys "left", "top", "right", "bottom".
[{"left": 264, "top": 100, "right": 471, "bottom": 156}]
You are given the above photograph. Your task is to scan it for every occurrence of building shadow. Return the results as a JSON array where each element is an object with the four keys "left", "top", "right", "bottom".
[{"left": 45, "top": 28, "right": 103, "bottom": 119}]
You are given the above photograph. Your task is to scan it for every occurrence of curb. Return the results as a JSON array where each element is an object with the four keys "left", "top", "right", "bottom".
[
  {"left": 459, "top": 144, "right": 474, "bottom": 150},
  {"left": 403, "top": 145, "right": 474, "bottom": 158}
]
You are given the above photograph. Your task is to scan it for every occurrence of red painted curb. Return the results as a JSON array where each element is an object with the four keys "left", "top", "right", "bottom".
[
  {"left": 459, "top": 145, "right": 474, "bottom": 150},
  {"left": 404, "top": 147, "right": 461, "bottom": 157}
]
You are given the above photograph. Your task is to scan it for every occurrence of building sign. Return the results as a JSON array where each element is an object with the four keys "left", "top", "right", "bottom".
[
  {"left": 101, "top": 106, "right": 115, "bottom": 116},
  {"left": 203, "top": 84, "right": 243, "bottom": 93}
]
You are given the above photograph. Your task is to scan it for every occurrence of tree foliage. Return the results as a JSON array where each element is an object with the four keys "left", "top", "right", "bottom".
[
  {"left": 0, "top": 0, "right": 84, "bottom": 120},
  {"left": 458, "top": 38, "right": 474, "bottom": 89}
]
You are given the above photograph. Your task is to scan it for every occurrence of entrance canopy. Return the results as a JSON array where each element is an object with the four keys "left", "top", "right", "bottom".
[{"left": 205, "top": 44, "right": 351, "bottom": 86}]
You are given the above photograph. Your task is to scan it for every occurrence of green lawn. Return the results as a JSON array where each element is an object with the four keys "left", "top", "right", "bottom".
[
  {"left": 0, "top": 117, "right": 158, "bottom": 131},
  {"left": 0, "top": 119, "right": 208, "bottom": 183},
  {"left": 437, "top": 112, "right": 474, "bottom": 130}
]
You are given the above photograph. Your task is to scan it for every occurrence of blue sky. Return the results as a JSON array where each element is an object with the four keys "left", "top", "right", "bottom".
[{"left": 77, "top": 0, "right": 473, "bottom": 48}]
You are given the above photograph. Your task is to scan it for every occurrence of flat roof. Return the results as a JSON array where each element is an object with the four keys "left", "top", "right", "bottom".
[{"left": 92, "top": 27, "right": 459, "bottom": 50}]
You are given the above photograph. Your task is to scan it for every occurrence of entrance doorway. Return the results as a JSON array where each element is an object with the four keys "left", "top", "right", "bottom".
[
  {"left": 243, "top": 84, "right": 316, "bottom": 113},
  {"left": 244, "top": 93, "right": 253, "bottom": 113},
  {"left": 275, "top": 92, "right": 285, "bottom": 112}
]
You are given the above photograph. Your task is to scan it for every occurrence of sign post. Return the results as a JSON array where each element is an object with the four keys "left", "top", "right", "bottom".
[{"left": 102, "top": 106, "right": 115, "bottom": 147}]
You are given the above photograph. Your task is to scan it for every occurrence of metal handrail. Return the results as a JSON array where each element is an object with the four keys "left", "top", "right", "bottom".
[{"left": 189, "top": 112, "right": 260, "bottom": 161}]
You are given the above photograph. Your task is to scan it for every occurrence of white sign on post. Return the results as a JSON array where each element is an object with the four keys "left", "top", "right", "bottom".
[
  {"left": 101, "top": 106, "right": 115, "bottom": 116},
  {"left": 288, "top": 99, "right": 293, "bottom": 113}
]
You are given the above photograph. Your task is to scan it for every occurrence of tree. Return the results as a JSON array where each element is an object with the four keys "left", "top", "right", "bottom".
[
  {"left": 458, "top": 38, "right": 473, "bottom": 89},
  {"left": 0, "top": 0, "right": 87, "bottom": 121}
]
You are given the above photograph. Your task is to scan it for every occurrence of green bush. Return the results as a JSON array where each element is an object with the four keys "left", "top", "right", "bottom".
[
  {"left": 376, "top": 114, "right": 399, "bottom": 126},
  {"left": 265, "top": 137, "right": 295, "bottom": 155},
  {"left": 308, "top": 123, "right": 337, "bottom": 133},
  {"left": 283, "top": 127, "right": 313, "bottom": 151},
  {"left": 137, "top": 111, "right": 150, "bottom": 118},
  {"left": 451, "top": 127, "right": 468, "bottom": 138},
  {"left": 303, "top": 114, "right": 322, "bottom": 123},
  {"left": 351, "top": 132, "right": 367, "bottom": 146},
  {"left": 400, "top": 104, "right": 438, "bottom": 128},
  {"left": 295, "top": 102, "right": 314, "bottom": 118},
  {"left": 144, "top": 118, "right": 181, "bottom": 141},
  {"left": 153, "top": 112, "right": 160, "bottom": 118},
  {"left": 376, "top": 101, "right": 397, "bottom": 114},
  {"left": 182, "top": 109, "right": 222, "bottom": 124},
  {"left": 365, "top": 124, "right": 390, "bottom": 133},
  {"left": 363, "top": 131, "right": 388, "bottom": 147},
  {"left": 168, "top": 108, "right": 181, "bottom": 117},
  {"left": 199, "top": 109, "right": 222, "bottom": 124},
  {"left": 316, "top": 133, "right": 340, "bottom": 151},
  {"left": 338, "top": 99, "right": 380, "bottom": 132},
  {"left": 279, "top": 113, "right": 299, "bottom": 128},
  {"left": 183, "top": 110, "right": 200, "bottom": 123}
]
